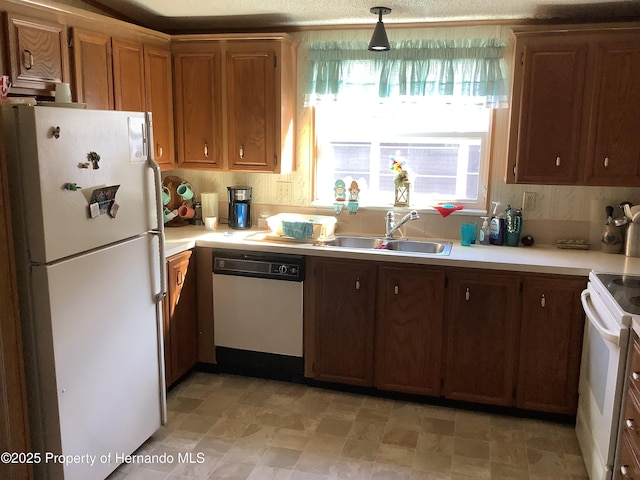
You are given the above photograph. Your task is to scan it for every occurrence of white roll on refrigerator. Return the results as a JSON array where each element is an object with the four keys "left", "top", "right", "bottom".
[{"left": 1, "top": 105, "right": 167, "bottom": 480}]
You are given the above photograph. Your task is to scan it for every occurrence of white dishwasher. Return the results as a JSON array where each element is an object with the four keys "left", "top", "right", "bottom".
[{"left": 212, "top": 249, "right": 304, "bottom": 379}]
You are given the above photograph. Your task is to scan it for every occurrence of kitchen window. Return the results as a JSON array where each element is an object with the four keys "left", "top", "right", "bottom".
[
  {"left": 313, "top": 102, "right": 492, "bottom": 210},
  {"left": 306, "top": 38, "right": 506, "bottom": 211}
]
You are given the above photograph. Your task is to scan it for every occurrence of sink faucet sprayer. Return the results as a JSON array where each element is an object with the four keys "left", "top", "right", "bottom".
[{"left": 385, "top": 210, "right": 419, "bottom": 239}]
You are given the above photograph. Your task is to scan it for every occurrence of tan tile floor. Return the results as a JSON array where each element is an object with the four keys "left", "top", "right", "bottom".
[{"left": 108, "top": 372, "right": 589, "bottom": 480}]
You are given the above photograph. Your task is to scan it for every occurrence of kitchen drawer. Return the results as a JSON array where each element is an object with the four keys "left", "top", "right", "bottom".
[
  {"left": 629, "top": 339, "right": 640, "bottom": 398},
  {"left": 616, "top": 430, "right": 640, "bottom": 480},
  {"left": 621, "top": 387, "right": 640, "bottom": 454}
]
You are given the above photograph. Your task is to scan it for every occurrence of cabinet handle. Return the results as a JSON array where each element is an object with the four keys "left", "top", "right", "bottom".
[
  {"left": 239, "top": 144, "right": 244, "bottom": 159},
  {"left": 204, "top": 143, "right": 208, "bottom": 158},
  {"left": 465, "top": 287, "right": 470, "bottom": 301},
  {"left": 22, "top": 49, "right": 34, "bottom": 69},
  {"left": 355, "top": 277, "right": 360, "bottom": 290},
  {"left": 555, "top": 156, "right": 561, "bottom": 167},
  {"left": 604, "top": 157, "right": 609, "bottom": 168},
  {"left": 627, "top": 419, "right": 636, "bottom": 430},
  {"left": 394, "top": 285, "right": 399, "bottom": 295},
  {"left": 633, "top": 372, "right": 640, "bottom": 381},
  {"left": 541, "top": 294, "right": 546, "bottom": 308},
  {"left": 177, "top": 270, "right": 183, "bottom": 286},
  {"left": 156, "top": 143, "right": 163, "bottom": 159},
  {"left": 621, "top": 465, "right": 630, "bottom": 477}
]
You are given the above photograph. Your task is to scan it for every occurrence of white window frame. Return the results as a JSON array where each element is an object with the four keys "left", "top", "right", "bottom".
[{"left": 312, "top": 103, "right": 492, "bottom": 211}]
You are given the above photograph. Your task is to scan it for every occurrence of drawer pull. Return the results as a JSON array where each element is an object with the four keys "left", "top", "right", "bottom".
[
  {"left": 555, "top": 156, "right": 561, "bottom": 167},
  {"left": 394, "top": 285, "right": 399, "bottom": 295},
  {"left": 465, "top": 287, "right": 470, "bottom": 301},
  {"left": 627, "top": 419, "right": 636, "bottom": 430},
  {"left": 355, "top": 277, "right": 360, "bottom": 290},
  {"left": 204, "top": 143, "right": 209, "bottom": 158},
  {"left": 633, "top": 372, "right": 640, "bottom": 381},
  {"left": 541, "top": 294, "right": 546, "bottom": 308},
  {"left": 604, "top": 157, "right": 609, "bottom": 168},
  {"left": 22, "top": 49, "right": 34, "bottom": 69},
  {"left": 620, "top": 465, "right": 630, "bottom": 477},
  {"left": 157, "top": 143, "right": 163, "bottom": 159},
  {"left": 240, "top": 144, "right": 244, "bottom": 159},
  {"left": 177, "top": 270, "right": 183, "bottom": 286}
]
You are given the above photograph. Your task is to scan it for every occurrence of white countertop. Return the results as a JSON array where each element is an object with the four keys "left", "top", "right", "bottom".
[{"left": 164, "top": 225, "right": 640, "bottom": 277}]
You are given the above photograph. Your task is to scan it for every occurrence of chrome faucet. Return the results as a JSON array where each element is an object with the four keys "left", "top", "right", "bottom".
[{"left": 385, "top": 210, "right": 419, "bottom": 239}]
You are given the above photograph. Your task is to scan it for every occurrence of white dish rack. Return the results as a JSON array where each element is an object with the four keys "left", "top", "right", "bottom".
[{"left": 266, "top": 213, "right": 337, "bottom": 242}]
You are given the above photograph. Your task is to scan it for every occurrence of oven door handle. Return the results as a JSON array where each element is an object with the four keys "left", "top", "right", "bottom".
[{"left": 581, "top": 289, "right": 620, "bottom": 346}]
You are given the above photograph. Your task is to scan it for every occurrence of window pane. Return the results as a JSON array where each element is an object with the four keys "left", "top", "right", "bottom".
[
  {"left": 331, "top": 143, "right": 370, "bottom": 172},
  {"left": 314, "top": 104, "right": 491, "bottom": 210}
]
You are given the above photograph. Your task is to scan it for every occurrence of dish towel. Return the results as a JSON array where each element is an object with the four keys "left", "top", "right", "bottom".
[{"left": 282, "top": 221, "right": 314, "bottom": 239}]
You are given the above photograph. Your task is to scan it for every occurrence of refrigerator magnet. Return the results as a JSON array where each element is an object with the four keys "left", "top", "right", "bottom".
[
  {"left": 89, "top": 202, "right": 100, "bottom": 218},
  {"left": 109, "top": 202, "right": 119, "bottom": 218}
]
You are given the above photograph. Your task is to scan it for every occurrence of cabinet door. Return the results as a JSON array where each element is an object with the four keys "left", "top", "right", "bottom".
[
  {"left": 516, "top": 276, "right": 585, "bottom": 414},
  {"left": 174, "top": 52, "right": 223, "bottom": 169},
  {"left": 226, "top": 47, "right": 276, "bottom": 171},
  {"left": 112, "top": 38, "right": 145, "bottom": 112},
  {"left": 165, "top": 250, "right": 198, "bottom": 387},
  {"left": 71, "top": 29, "right": 113, "bottom": 110},
  {"left": 144, "top": 46, "right": 175, "bottom": 170},
  {"left": 585, "top": 38, "right": 640, "bottom": 186},
  {"left": 444, "top": 271, "right": 520, "bottom": 406},
  {"left": 509, "top": 37, "right": 587, "bottom": 184},
  {"left": 375, "top": 266, "right": 445, "bottom": 396},
  {"left": 4, "top": 13, "right": 68, "bottom": 94},
  {"left": 305, "top": 258, "right": 376, "bottom": 386}
]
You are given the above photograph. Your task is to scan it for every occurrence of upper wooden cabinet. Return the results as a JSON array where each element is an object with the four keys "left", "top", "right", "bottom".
[
  {"left": 70, "top": 29, "right": 113, "bottom": 109},
  {"left": 173, "top": 49, "right": 223, "bottom": 170},
  {"left": 3, "top": 12, "right": 69, "bottom": 95},
  {"left": 507, "top": 25, "right": 640, "bottom": 186},
  {"left": 70, "top": 29, "right": 174, "bottom": 169},
  {"left": 112, "top": 38, "right": 145, "bottom": 112},
  {"left": 172, "top": 34, "right": 298, "bottom": 173},
  {"left": 144, "top": 46, "right": 175, "bottom": 170}
]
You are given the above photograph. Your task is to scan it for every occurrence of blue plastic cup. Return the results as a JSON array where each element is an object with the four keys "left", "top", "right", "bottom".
[{"left": 460, "top": 224, "right": 474, "bottom": 246}]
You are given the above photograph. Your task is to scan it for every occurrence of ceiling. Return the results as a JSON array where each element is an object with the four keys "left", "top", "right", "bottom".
[{"left": 85, "top": 0, "right": 640, "bottom": 33}]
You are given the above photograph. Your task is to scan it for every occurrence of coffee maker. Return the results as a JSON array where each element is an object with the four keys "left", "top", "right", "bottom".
[{"left": 227, "top": 186, "right": 253, "bottom": 229}]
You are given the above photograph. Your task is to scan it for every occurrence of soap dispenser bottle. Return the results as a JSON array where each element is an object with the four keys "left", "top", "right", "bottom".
[
  {"left": 479, "top": 216, "right": 491, "bottom": 245},
  {"left": 489, "top": 201, "right": 504, "bottom": 245}
]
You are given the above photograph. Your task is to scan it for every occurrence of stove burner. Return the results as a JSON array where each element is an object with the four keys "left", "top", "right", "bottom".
[
  {"left": 612, "top": 278, "right": 640, "bottom": 289},
  {"left": 631, "top": 297, "right": 640, "bottom": 308}
]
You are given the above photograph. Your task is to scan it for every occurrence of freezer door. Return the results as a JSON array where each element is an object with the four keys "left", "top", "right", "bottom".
[
  {"left": 29, "top": 235, "right": 164, "bottom": 480},
  {"left": 11, "top": 107, "right": 157, "bottom": 264}
]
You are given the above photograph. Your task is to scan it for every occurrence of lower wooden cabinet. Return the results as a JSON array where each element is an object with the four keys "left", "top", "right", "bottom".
[
  {"left": 444, "top": 270, "right": 520, "bottom": 406},
  {"left": 375, "top": 265, "right": 445, "bottom": 396},
  {"left": 516, "top": 276, "right": 585, "bottom": 414},
  {"left": 163, "top": 250, "right": 198, "bottom": 387},
  {"left": 304, "top": 257, "right": 377, "bottom": 386},
  {"left": 304, "top": 256, "right": 585, "bottom": 415}
]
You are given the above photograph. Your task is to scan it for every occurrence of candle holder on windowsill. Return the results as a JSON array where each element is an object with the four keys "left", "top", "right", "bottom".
[{"left": 394, "top": 181, "right": 410, "bottom": 207}]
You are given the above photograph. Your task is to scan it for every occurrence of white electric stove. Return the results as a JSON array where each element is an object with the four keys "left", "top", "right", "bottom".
[{"left": 577, "top": 271, "right": 640, "bottom": 480}]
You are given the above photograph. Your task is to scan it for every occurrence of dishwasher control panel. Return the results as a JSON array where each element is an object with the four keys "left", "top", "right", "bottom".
[{"left": 213, "top": 249, "right": 304, "bottom": 282}]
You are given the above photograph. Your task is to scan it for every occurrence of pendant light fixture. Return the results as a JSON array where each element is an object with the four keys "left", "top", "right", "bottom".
[{"left": 368, "top": 7, "right": 392, "bottom": 52}]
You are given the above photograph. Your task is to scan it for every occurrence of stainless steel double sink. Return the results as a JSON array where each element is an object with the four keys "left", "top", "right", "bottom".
[{"left": 321, "top": 236, "right": 452, "bottom": 256}]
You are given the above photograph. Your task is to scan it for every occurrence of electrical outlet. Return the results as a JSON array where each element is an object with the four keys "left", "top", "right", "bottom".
[
  {"left": 277, "top": 181, "right": 292, "bottom": 202},
  {"left": 523, "top": 191, "right": 537, "bottom": 211}
]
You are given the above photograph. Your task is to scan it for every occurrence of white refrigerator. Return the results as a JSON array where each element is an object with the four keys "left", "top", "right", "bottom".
[{"left": 1, "top": 105, "right": 167, "bottom": 480}]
